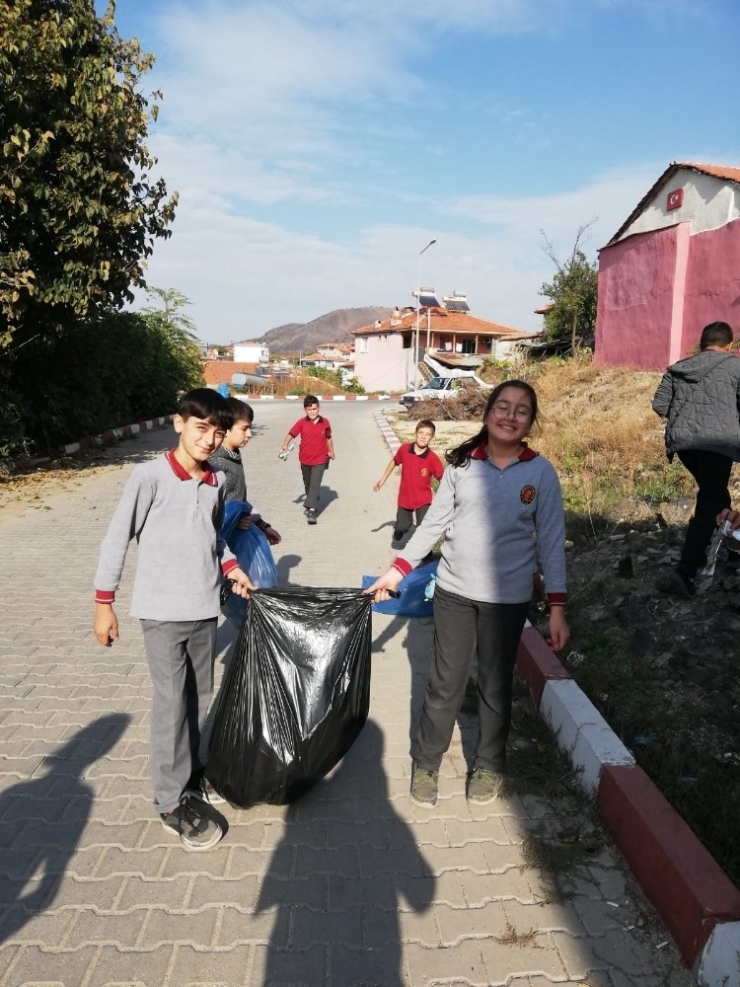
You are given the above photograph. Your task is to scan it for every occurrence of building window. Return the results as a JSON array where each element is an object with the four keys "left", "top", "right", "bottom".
[
  {"left": 461, "top": 339, "right": 476, "bottom": 354},
  {"left": 360, "top": 337, "right": 368, "bottom": 353}
]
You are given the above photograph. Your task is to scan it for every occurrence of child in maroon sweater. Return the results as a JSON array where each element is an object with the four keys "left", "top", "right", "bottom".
[
  {"left": 373, "top": 419, "right": 444, "bottom": 544},
  {"left": 280, "top": 395, "right": 335, "bottom": 525}
]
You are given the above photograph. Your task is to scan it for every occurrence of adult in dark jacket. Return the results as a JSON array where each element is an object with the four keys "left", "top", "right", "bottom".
[{"left": 652, "top": 321, "right": 740, "bottom": 597}]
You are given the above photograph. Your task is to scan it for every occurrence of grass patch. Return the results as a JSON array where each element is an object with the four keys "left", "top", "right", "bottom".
[{"left": 494, "top": 922, "right": 538, "bottom": 947}]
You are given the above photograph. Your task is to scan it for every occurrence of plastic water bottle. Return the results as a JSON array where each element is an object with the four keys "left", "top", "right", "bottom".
[
  {"left": 424, "top": 573, "right": 436, "bottom": 600},
  {"left": 721, "top": 519, "right": 740, "bottom": 549},
  {"left": 278, "top": 441, "right": 295, "bottom": 462},
  {"left": 702, "top": 520, "right": 740, "bottom": 578}
]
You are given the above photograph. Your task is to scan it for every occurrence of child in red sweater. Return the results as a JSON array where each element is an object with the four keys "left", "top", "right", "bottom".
[{"left": 374, "top": 419, "right": 444, "bottom": 544}]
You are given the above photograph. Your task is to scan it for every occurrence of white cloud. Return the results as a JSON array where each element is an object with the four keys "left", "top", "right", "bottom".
[
  {"left": 132, "top": 0, "right": 731, "bottom": 343},
  {"left": 138, "top": 163, "right": 660, "bottom": 341}
]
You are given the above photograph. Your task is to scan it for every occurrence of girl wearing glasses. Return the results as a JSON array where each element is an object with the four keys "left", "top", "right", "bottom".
[{"left": 366, "top": 380, "right": 568, "bottom": 807}]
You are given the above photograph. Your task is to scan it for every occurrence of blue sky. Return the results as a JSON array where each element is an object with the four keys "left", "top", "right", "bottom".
[{"left": 110, "top": 0, "right": 740, "bottom": 343}]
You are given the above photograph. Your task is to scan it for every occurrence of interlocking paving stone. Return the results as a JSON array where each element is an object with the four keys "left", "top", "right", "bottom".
[
  {"left": 2, "top": 944, "right": 99, "bottom": 987},
  {"left": 84, "top": 943, "right": 172, "bottom": 987},
  {"left": 136, "top": 907, "right": 219, "bottom": 949},
  {"left": 0, "top": 408, "right": 695, "bottom": 987},
  {"left": 166, "top": 943, "right": 252, "bottom": 987},
  {"left": 249, "top": 943, "right": 324, "bottom": 987}
]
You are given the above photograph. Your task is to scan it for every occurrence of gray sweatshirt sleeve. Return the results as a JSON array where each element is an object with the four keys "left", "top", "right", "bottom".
[
  {"left": 93, "top": 465, "right": 155, "bottom": 593},
  {"left": 652, "top": 372, "right": 674, "bottom": 417},
  {"left": 534, "top": 462, "right": 567, "bottom": 600}
]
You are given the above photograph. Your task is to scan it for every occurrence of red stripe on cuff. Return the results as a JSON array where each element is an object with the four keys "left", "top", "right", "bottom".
[
  {"left": 392, "top": 559, "right": 412, "bottom": 578},
  {"left": 547, "top": 592, "right": 567, "bottom": 605},
  {"left": 95, "top": 590, "right": 115, "bottom": 604},
  {"left": 222, "top": 559, "right": 239, "bottom": 576}
]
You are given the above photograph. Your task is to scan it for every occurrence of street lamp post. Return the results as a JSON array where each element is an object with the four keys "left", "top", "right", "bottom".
[{"left": 414, "top": 239, "right": 437, "bottom": 389}]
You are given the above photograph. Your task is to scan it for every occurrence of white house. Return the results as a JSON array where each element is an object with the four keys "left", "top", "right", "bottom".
[
  {"left": 233, "top": 339, "right": 270, "bottom": 364},
  {"left": 352, "top": 301, "right": 532, "bottom": 393}
]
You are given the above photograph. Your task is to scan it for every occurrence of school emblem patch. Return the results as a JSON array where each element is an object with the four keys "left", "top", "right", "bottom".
[{"left": 520, "top": 484, "right": 536, "bottom": 505}]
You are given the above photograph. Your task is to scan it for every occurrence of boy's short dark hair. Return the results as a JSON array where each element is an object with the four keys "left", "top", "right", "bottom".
[
  {"left": 178, "top": 388, "right": 234, "bottom": 431},
  {"left": 416, "top": 419, "right": 436, "bottom": 434},
  {"left": 304, "top": 394, "right": 319, "bottom": 408},
  {"left": 700, "top": 321, "right": 733, "bottom": 349},
  {"left": 226, "top": 397, "right": 254, "bottom": 424}
]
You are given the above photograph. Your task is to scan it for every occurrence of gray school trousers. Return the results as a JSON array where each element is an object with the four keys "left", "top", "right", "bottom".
[
  {"left": 301, "top": 462, "right": 327, "bottom": 512},
  {"left": 413, "top": 586, "right": 529, "bottom": 774},
  {"left": 140, "top": 618, "right": 218, "bottom": 814}
]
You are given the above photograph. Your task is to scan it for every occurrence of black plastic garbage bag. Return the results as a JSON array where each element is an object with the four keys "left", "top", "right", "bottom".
[{"left": 207, "top": 586, "right": 372, "bottom": 808}]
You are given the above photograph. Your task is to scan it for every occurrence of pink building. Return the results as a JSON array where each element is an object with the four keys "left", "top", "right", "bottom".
[{"left": 595, "top": 163, "right": 740, "bottom": 370}]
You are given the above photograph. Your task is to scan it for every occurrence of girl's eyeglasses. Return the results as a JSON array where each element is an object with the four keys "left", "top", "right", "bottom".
[{"left": 490, "top": 402, "right": 531, "bottom": 422}]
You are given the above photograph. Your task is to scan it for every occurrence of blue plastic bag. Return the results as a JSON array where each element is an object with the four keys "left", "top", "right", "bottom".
[
  {"left": 221, "top": 501, "right": 278, "bottom": 626},
  {"left": 361, "top": 559, "right": 438, "bottom": 617}
]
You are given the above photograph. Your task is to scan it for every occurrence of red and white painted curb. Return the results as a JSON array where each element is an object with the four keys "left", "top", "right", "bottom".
[
  {"left": 62, "top": 416, "right": 173, "bottom": 455},
  {"left": 516, "top": 628, "right": 740, "bottom": 984},
  {"left": 375, "top": 408, "right": 740, "bottom": 987}
]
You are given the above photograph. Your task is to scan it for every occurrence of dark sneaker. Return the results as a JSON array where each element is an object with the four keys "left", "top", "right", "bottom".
[
  {"left": 467, "top": 767, "right": 504, "bottom": 804},
  {"left": 307, "top": 510, "right": 318, "bottom": 525},
  {"left": 410, "top": 765, "right": 438, "bottom": 806},
  {"left": 185, "top": 774, "right": 226, "bottom": 806},
  {"left": 655, "top": 568, "right": 695, "bottom": 599},
  {"left": 393, "top": 530, "right": 404, "bottom": 542},
  {"left": 160, "top": 794, "right": 223, "bottom": 850}
]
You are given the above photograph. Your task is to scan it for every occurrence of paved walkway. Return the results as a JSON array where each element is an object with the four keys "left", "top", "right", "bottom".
[{"left": 0, "top": 403, "right": 693, "bottom": 987}]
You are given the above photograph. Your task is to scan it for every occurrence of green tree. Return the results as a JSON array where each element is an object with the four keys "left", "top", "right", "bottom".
[
  {"left": 142, "top": 286, "right": 199, "bottom": 344},
  {"left": 0, "top": 0, "right": 177, "bottom": 347},
  {"left": 539, "top": 223, "right": 598, "bottom": 352}
]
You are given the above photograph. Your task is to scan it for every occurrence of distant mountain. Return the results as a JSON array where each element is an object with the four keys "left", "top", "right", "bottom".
[{"left": 260, "top": 307, "right": 393, "bottom": 354}]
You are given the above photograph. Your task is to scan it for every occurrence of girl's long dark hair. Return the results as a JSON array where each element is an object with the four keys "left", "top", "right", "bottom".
[{"left": 445, "top": 379, "right": 539, "bottom": 468}]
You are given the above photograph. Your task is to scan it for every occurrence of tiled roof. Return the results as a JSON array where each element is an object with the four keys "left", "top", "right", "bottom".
[
  {"left": 352, "top": 308, "right": 529, "bottom": 338},
  {"left": 203, "top": 360, "right": 259, "bottom": 386},
  {"left": 606, "top": 161, "right": 740, "bottom": 246}
]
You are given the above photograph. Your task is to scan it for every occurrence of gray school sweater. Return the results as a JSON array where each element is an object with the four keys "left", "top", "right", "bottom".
[
  {"left": 94, "top": 452, "right": 237, "bottom": 621},
  {"left": 394, "top": 447, "right": 566, "bottom": 605},
  {"left": 209, "top": 444, "right": 247, "bottom": 501}
]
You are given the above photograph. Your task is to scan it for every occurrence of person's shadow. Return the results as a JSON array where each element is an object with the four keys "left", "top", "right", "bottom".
[
  {"left": 0, "top": 713, "right": 130, "bottom": 942},
  {"left": 255, "top": 720, "right": 435, "bottom": 985}
]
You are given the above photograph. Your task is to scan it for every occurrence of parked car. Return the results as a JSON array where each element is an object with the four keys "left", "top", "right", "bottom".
[{"left": 400, "top": 375, "right": 488, "bottom": 409}]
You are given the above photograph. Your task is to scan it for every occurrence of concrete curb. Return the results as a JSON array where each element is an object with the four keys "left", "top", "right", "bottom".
[
  {"left": 515, "top": 609, "right": 740, "bottom": 985},
  {"left": 373, "top": 407, "right": 740, "bottom": 986},
  {"left": 62, "top": 416, "right": 173, "bottom": 455}
]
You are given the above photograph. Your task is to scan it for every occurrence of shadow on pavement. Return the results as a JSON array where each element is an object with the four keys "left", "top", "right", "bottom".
[
  {"left": 256, "top": 720, "right": 435, "bottom": 985},
  {"left": 0, "top": 713, "right": 130, "bottom": 943}
]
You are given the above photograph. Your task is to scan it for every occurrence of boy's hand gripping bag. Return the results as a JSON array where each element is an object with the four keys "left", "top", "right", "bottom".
[
  {"left": 220, "top": 500, "right": 278, "bottom": 626},
  {"left": 361, "top": 559, "right": 438, "bottom": 617},
  {"left": 207, "top": 587, "right": 372, "bottom": 808}
]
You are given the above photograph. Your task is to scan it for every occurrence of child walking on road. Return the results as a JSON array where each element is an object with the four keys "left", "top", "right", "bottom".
[
  {"left": 93, "top": 389, "right": 255, "bottom": 850},
  {"left": 280, "top": 395, "right": 335, "bottom": 525},
  {"left": 366, "top": 381, "right": 568, "bottom": 807},
  {"left": 373, "top": 419, "right": 444, "bottom": 545}
]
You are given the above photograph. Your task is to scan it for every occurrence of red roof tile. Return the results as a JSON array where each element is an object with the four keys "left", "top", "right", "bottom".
[
  {"left": 352, "top": 308, "right": 529, "bottom": 338},
  {"left": 203, "top": 360, "right": 260, "bottom": 386}
]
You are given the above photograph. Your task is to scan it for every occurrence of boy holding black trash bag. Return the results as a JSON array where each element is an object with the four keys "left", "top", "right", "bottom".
[{"left": 92, "top": 389, "right": 255, "bottom": 850}]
